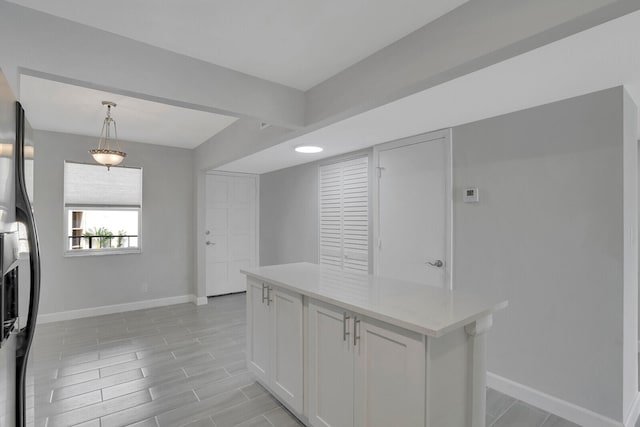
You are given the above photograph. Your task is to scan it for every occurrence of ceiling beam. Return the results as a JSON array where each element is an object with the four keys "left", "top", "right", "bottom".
[
  {"left": 0, "top": 0, "right": 305, "bottom": 130},
  {"left": 305, "top": 0, "right": 640, "bottom": 128}
]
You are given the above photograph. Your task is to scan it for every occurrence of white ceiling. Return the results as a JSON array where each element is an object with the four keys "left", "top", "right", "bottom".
[
  {"left": 7, "top": 0, "right": 468, "bottom": 91},
  {"left": 218, "top": 9, "right": 640, "bottom": 175},
  {"left": 19, "top": 75, "right": 238, "bottom": 149}
]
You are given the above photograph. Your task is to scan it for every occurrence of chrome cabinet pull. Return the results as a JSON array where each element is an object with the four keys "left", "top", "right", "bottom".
[
  {"left": 261, "top": 283, "right": 267, "bottom": 304},
  {"left": 353, "top": 317, "right": 361, "bottom": 346},
  {"left": 343, "top": 312, "right": 351, "bottom": 342},
  {"left": 267, "top": 286, "right": 273, "bottom": 306}
]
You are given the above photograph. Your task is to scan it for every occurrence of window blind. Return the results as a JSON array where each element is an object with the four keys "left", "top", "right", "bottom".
[
  {"left": 64, "top": 162, "right": 142, "bottom": 207},
  {"left": 319, "top": 156, "right": 369, "bottom": 273}
]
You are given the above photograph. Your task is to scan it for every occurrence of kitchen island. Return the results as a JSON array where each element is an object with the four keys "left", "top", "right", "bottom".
[{"left": 241, "top": 262, "right": 507, "bottom": 427}]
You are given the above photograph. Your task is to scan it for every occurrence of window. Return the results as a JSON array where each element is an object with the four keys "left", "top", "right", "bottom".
[
  {"left": 319, "top": 156, "right": 369, "bottom": 273},
  {"left": 64, "top": 161, "right": 142, "bottom": 255}
]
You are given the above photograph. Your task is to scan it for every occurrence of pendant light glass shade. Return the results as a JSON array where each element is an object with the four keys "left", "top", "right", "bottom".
[{"left": 89, "top": 101, "right": 126, "bottom": 170}]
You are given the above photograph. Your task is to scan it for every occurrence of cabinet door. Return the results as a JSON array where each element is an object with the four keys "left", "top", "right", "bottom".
[
  {"left": 270, "top": 286, "right": 304, "bottom": 413},
  {"left": 354, "top": 317, "right": 425, "bottom": 427},
  {"left": 246, "top": 279, "right": 270, "bottom": 384},
  {"left": 308, "top": 301, "right": 354, "bottom": 427}
]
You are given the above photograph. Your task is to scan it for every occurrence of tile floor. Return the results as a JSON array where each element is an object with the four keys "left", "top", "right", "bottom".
[{"left": 23, "top": 293, "right": 617, "bottom": 426}]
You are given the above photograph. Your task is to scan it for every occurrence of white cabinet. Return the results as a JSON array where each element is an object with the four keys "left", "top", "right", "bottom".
[
  {"left": 246, "top": 278, "right": 304, "bottom": 413},
  {"left": 270, "top": 285, "right": 304, "bottom": 412},
  {"left": 354, "top": 317, "right": 425, "bottom": 427},
  {"left": 247, "top": 279, "right": 270, "bottom": 384},
  {"left": 308, "top": 301, "right": 355, "bottom": 427},
  {"left": 244, "top": 263, "right": 504, "bottom": 427},
  {"left": 308, "top": 300, "right": 425, "bottom": 427}
]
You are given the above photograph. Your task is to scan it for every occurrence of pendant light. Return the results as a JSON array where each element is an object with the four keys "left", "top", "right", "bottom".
[{"left": 89, "top": 101, "right": 126, "bottom": 170}]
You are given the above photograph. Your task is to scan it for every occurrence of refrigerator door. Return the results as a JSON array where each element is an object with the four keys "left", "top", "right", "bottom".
[
  {"left": 15, "top": 102, "right": 40, "bottom": 427},
  {"left": 0, "top": 70, "right": 17, "bottom": 426}
]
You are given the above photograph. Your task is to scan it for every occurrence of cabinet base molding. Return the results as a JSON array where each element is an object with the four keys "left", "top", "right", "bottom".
[{"left": 487, "top": 372, "right": 632, "bottom": 427}]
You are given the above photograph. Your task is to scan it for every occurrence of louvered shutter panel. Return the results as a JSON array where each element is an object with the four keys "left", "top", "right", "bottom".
[
  {"left": 319, "top": 156, "right": 369, "bottom": 273},
  {"left": 341, "top": 157, "right": 369, "bottom": 272},
  {"left": 319, "top": 162, "right": 343, "bottom": 268}
]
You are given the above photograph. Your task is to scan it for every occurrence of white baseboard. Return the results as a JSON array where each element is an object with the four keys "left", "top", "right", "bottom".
[
  {"left": 487, "top": 372, "right": 625, "bottom": 427},
  {"left": 625, "top": 392, "right": 640, "bottom": 427},
  {"left": 193, "top": 296, "right": 208, "bottom": 305},
  {"left": 37, "top": 294, "right": 197, "bottom": 324}
]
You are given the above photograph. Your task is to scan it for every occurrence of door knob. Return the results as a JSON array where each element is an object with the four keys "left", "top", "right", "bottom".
[
  {"left": 426, "top": 260, "right": 444, "bottom": 268},
  {"left": 206, "top": 241, "right": 216, "bottom": 246}
]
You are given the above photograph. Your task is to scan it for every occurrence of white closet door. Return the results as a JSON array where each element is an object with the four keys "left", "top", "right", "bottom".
[
  {"left": 205, "top": 173, "right": 257, "bottom": 296},
  {"left": 319, "top": 157, "right": 369, "bottom": 273},
  {"left": 376, "top": 133, "right": 450, "bottom": 287}
]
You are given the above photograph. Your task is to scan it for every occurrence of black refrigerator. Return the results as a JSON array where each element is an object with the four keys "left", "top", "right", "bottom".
[{"left": 0, "top": 68, "right": 41, "bottom": 427}]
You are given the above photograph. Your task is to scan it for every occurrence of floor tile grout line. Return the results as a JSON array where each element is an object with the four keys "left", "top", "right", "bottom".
[
  {"left": 492, "top": 398, "right": 517, "bottom": 424},
  {"left": 262, "top": 414, "right": 275, "bottom": 426},
  {"left": 539, "top": 412, "right": 551, "bottom": 426},
  {"left": 239, "top": 387, "right": 251, "bottom": 400}
]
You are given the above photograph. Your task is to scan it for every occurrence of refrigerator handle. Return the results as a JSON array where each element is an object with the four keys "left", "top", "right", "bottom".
[{"left": 14, "top": 101, "right": 41, "bottom": 427}]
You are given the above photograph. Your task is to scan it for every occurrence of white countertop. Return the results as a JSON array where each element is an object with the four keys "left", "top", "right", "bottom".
[{"left": 241, "top": 262, "right": 507, "bottom": 338}]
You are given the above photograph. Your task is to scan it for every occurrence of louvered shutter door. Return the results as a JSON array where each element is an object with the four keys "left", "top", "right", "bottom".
[
  {"left": 319, "top": 157, "right": 369, "bottom": 273},
  {"left": 319, "top": 162, "right": 343, "bottom": 268}
]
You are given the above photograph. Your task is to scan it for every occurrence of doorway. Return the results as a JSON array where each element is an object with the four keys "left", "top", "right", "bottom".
[
  {"left": 205, "top": 172, "right": 258, "bottom": 296},
  {"left": 373, "top": 129, "right": 452, "bottom": 288}
]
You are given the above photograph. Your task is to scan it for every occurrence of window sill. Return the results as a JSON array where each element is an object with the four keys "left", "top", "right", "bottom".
[{"left": 64, "top": 248, "right": 141, "bottom": 257}]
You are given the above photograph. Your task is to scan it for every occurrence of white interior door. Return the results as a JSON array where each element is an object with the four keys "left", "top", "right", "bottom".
[
  {"left": 205, "top": 173, "right": 257, "bottom": 296},
  {"left": 375, "top": 131, "right": 451, "bottom": 288}
]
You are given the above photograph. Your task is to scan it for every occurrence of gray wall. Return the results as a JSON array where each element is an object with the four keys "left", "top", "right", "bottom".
[
  {"left": 259, "top": 88, "right": 637, "bottom": 421},
  {"left": 259, "top": 162, "right": 319, "bottom": 266},
  {"left": 453, "top": 87, "right": 634, "bottom": 420},
  {"left": 622, "top": 90, "right": 639, "bottom": 414},
  {"left": 259, "top": 150, "right": 373, "bottom": 266},
  {"left": 34, "top": 130, "right": 195, "bottom": 314}
]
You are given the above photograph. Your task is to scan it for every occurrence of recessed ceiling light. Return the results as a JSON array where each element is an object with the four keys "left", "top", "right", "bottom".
[{"left": 295, "top": 145, "right": 323, "bottom": 154}]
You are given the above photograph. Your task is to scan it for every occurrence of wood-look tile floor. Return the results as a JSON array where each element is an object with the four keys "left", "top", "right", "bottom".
[{"left": 23, "top": 293, "right": 612, "bottom": 427}]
